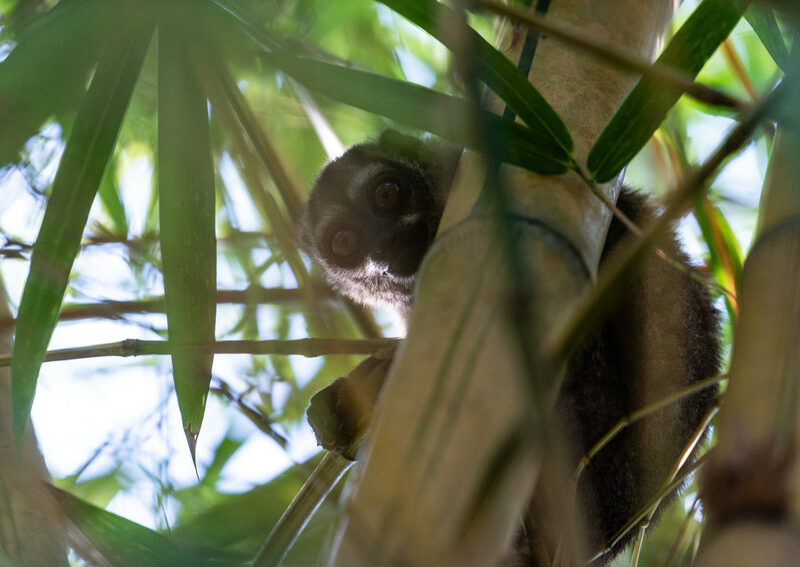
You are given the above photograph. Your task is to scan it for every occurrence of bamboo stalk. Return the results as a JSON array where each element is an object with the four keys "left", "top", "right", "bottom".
[{"left": 478, "top": 0, "right": 747, "bottom": 111}]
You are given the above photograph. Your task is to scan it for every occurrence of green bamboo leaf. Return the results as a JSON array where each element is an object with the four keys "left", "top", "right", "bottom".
[
  {"left": 588, "top": 0, "right": 749, "bottom": 182},
  {"left": 261, "top": 52, "right": 571, "bottom": 174},
  {"left": 10, "top": 19, "right": 155, "bottom": 442},
  {"left": 158, "top": 14, "right": 217, "bottom": 460},
  {"left": 47, "top": 486, "right": 247, "bottom": 567},
  {"left": 378, "top": 0, "right": 572, "bottom": 154},
  {"left": 0, "top": 0, "right": 124, "bottom": 164},
  {"left": 745, "top": 4, "right": 789, "bottom": 72}
]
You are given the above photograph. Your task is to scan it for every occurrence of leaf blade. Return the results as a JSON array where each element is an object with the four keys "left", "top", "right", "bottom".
[
  {"left": 260, "top": 52, "right": 571, "bottom": 174},
  {"left": 157, "top": 14, "right": 218, "bottom": 458},
  {"left": 48, "top": 486, "right": 247, "bottom": 567},
  {"left": 378, "top": 0, "right": 573, "bottom": 154},
  {"left": 10, "top": 18, "right": 155, "bottom": 441},
  {"left": 588, "top": 0, "right": 749, "bottom": 182}
]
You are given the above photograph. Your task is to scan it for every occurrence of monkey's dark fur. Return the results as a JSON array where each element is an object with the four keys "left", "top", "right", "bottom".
[{"left": 299, "top": 131, "right": 720, "bottom": 564}]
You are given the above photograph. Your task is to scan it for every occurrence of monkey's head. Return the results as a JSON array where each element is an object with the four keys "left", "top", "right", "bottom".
[{"left": 298, "top": 131, "right": 447, "bottom": 314}]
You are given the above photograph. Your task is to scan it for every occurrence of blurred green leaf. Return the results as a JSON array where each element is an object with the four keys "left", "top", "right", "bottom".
[
  {"left": 49, "top": 486, "right": 248, "bottom": 567},
  {"left": 10, "top": 16, "right": 155, "bottom": 441},
  {"left": 379, "top": 0, "right": 572, "bottom": 154},
  {"left": 173, "top": 433, "right": 247, "bottom": 519},
  {"left": 588, "top": 0, "right": 749, "bottom": 182},
  {"left": 204, "top": 434, "right": 246, "bottom": 486},
  {"left": 0, "top": 0, "right": 126, "bottom": 164},
  {"left": 56, "top": 469, "right": 126, "bottom": 510},
  {"left": 745, "top": 4, "right": 789, "bottom": 72},
  {"left": 173, "top": 453, "right": 336, "bottom": 566},
  {"left": 157, "top": 11, "right": 218, "bottom": 459},
  {"left": 261, "top": 52, "right": 571, "bottom": 174},
  {"left": 0, "top": 0, "right": 49, "bottom": 33}
]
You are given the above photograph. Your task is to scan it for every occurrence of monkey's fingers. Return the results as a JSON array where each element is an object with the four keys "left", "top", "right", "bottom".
[{"left": 307, "top": 345, "right": 396, "bottom": 459}]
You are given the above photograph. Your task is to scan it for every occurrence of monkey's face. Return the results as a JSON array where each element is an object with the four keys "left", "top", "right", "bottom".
[{"left": 299, "top": 142, "right": 444, "bottom": 311}]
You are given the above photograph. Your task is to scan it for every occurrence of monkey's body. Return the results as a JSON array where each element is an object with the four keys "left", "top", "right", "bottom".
[
  {"left": 300, "top": 132, "right": 720, "bottom": 564},
  {"left": 554, "top": 189, "right": 719, "bottom": 561}
]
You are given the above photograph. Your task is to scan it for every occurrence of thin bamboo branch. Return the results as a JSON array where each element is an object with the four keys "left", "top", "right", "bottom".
[
  {"left": 0, "top": 287, "right": 333, "bottom": 331},
  {"left": 83, "top": 230, "right": 275, "bottom": 248},
  {"left": 210, "top": 383, "right": 288, "bottom": 449},
  {"left": 203, "top": 54, "right": 309, "bottom": 287},
  {"left": 0, "top": 338, "right": 400, "bottom": 367},
  {"left": 212, "top": 56, "right": 304, "bottom": 218},
  {"left": 662, "top": 495, "right": 701, "bottom": 567},
  {"left": 2, "top": 230, "right": 280, "bottom": 257},
  {"left": 721, "top": 39, "right": 759, "bottom": 101},
  {"left": 587, "top": 450, "right": 713, "bottom": 564},
  {"left": 477, "top": 0, "right": 748, "bottom": 111},
  {"left": 629, "top": 525, "right": 646, "bottom": 567},
  {"left": 293, "top": 80, "right": 345, "bottom": 160},
  {"left": 720, "top": 39, "right": 776, "bottom": 140},
  {"left": 627, "top": 404, "right": 719, "bottom": 566}
]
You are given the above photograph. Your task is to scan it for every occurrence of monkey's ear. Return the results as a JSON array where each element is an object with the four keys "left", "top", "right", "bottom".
[{"left": 379, "top": 129, "right": 425, "bottom": 158}]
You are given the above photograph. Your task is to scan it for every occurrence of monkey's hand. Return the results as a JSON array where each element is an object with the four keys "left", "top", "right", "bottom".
[{"left": 306, "top": 345, "right": 396, "bottom": 460}]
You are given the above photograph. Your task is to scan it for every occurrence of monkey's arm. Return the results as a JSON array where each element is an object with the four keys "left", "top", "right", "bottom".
[{"left": 307, "top": 345, "right": 396, "bottom": 459}]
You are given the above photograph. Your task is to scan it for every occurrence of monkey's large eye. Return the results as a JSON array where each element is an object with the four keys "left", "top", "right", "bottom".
[
  {"left": 371, "top": 181, "right": 401, "bottom": 212},
  {"left": 330, "top": 229, "right": 359, "bottom": 258}
]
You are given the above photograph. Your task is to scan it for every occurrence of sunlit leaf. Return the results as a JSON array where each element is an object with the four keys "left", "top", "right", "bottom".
[
  {"left": 588, "top": 0, "right": 749, "bottom": 182},
  {"left": 260, "top": 52, "right": 572, "bottom": 174},
  {"left": 56, "top": 468, "right": 126, "bottom": 510},
  {"left": 157, "top": 11, "right": 217, "bottom": 459},
  {"left": 10, "top": 17, "right": 155, "bottom": 441},
  {"left": 379, "top": 0, "right": 572, "bottom": 154}
]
